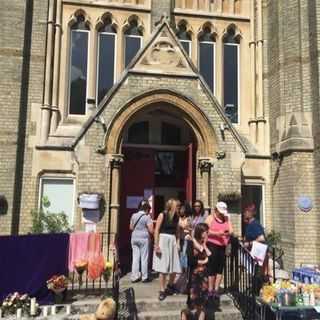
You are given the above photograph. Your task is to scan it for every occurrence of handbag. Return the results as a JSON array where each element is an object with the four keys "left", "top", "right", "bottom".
[{"left": 175, "top": 271, "right": 189, "bottom": 294}]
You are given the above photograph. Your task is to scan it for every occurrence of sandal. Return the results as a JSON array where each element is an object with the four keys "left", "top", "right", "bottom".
[
  {"left": 165, "top": 284, "right": 177, "bottom": 296},
  {"left": 159, "top": 291, "right": 166, "bottom": 301}
]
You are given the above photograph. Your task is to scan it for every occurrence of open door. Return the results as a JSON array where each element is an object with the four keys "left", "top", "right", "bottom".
[
  {"left": 120, "top": 147, "right": 155, "bottom": 273},
  {"left": 185, "top": 143, "right": 195, "bottom": 205}
]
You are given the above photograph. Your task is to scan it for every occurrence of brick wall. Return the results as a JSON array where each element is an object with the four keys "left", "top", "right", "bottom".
[
  {"left": 0, "top": 1, "right": 27, "bottom": 234},
  {"left": 0, "top": 0, "right": 48, "bottom": 234},
  {"left": 264, "top": 0, "right": 320, "bottom": 269},
  {"left": 78, "top": 74, "right": 244, "bottom": 233}
]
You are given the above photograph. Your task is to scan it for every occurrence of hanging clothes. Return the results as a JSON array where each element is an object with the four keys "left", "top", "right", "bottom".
[
  {"left": 87, "top": 232, "right": 105, "bottom": 280},
  {"left": 68, "top": 232, "right": 90, "bottom": 272}
]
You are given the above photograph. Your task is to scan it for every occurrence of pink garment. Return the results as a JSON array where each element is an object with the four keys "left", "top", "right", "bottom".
[
  {"left": 68, "top": 232, "right": 90, "bottom": 272},
  {"left": 88, "top": 233, "right": 104, "bottom": 280},
  {"left": 207, "top": 215, "right": 230, "bottom": 247}
]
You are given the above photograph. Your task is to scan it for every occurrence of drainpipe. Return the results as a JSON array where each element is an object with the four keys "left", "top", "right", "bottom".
[
  {"left": 40, "top": 0, "right": 55, "bottom": 145},
  {"left": 50, "top": 0, "right": 62, "bottom": 134}
]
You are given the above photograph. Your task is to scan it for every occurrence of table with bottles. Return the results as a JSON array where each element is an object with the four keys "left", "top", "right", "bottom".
[{"left": 256, "top": 298, "right": 320, "bottom": 320}]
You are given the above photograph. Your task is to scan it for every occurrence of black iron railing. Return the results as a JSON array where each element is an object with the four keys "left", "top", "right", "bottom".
[{"left": 224, "top": 237, "right": 277, "bottom": 320}]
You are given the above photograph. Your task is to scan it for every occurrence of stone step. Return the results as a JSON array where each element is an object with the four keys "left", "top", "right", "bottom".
[
  {"left": 138, "top": 307, "right": 242, "bottom": 320},
  {"left": 135, "top": 296, "right": 186, "bottom": 312},
  {"left": 133, "top": 294, "right": 233, "bottom": 313},
  {"left": 138, "top": 309, "right": 181, "bottom": 320}
]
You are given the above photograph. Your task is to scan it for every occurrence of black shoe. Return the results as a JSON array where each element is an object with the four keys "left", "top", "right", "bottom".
[
  {"left": 159, "top": 291, "right": 166, "bottom": 301},
  {"left": 131, "top": 278, "right": 141, "bottom": 283},
  {"left": 165, "top": 284, "right": 177, "bottom": 296},
  {"left": 142, "top": 278, "right": 152, "bottom": 283}
]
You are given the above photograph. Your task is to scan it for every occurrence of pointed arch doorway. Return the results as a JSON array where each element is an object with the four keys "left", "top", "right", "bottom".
[
  {"left": 119, "top": 105, "right": 197, "bottom": 272},
  {"left": 104, "top": 91, "right": 217, "bottom": 273}
]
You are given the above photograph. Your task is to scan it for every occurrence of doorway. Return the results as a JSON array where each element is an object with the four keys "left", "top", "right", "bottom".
[
  {"left": 118, "top": 107, "right": 196, "bottom": 272},
  {"left": 241, "top": 184, "right": 264, "bottom": 235}
]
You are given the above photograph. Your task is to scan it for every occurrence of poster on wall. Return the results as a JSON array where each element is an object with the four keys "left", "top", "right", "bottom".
[
  {"left": 155, "top": 152, "right": 175, "bottom": 175},
  {"left": 126, "top": 196, "right": 143, "bottom": 209}
]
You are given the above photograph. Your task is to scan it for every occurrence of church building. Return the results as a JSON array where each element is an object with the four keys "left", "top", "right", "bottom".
[{"left": 1, "top": 0, "right": 319, "bottom": 270}]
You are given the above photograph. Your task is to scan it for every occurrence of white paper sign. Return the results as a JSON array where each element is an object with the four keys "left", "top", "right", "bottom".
[
  {"left": 250, "top": 241, "right": 268, "bottom": 266},
  {"left": 126, "top": 196, "right": 143, "bottom": 209},
  {"left": 85, "top": 223, "right": 96, "bottom": 232}
]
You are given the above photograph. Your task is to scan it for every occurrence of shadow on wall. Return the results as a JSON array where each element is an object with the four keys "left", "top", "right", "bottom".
[{"left": 11, "top": 0, "right": 34, "bottom": 234}]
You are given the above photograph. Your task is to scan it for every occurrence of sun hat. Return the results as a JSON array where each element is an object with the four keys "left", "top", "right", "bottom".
[{"left": 216, "top": 201, "right": 228, "bottom": 215}]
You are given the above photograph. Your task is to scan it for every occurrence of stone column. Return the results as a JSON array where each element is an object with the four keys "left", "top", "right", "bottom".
[
  {"left": 116, "top": 29, "right": 124, "bottom": 78},
  {"left": 198, "top": 158, "right": 214, "bottom": 210},
  {"left": 51, "top": 0, "right": 62, "bottom": 134},
  {"left": 40, "top": 0, "right": 55, "bottom": 145},
  {"left": 249, "top": 0, "right": 257, "bottom": 143},
  {"left": 215, "top": 37, "right": 223, "bottom": 104},
  {"left": 109, "top": 154, "right": 124, "bottom": 237},
  {"left": 256, "top": 0, "right": 266, "bottom": 152}
]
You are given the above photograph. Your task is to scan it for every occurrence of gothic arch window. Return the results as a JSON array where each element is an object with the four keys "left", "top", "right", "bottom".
[
  {"left": 97, "top": 15, "right": 117, "bottom": 104},
  {"left": 68, "top": 14, "right": 90, "bottom": 115},
  {"left": 223, "top": 25, "right": 240, "bottom": 123},
  {"left": 198, "top": 25, "right": 216, "bottom": 93},
  {"left": 128, "top": 121, "right": 149, "bottom": 144},
  {"left": 124, "top": 17, "right": 143, "bottom": 68},
  {"left": 161, "top": 122, "right": 181, "bottom": 146},
  {"left": 176, "top": 21, "right": 192, "bottom": 57}
]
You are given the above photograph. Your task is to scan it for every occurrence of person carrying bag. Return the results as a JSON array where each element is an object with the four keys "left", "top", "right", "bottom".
[{"left": 130, "top": 200, "right": 154, "bottom": 283}]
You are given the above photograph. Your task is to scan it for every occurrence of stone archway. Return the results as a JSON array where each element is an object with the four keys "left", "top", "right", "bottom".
[{"left": 105, "top": 90, "right": 218, "bottom": 235}]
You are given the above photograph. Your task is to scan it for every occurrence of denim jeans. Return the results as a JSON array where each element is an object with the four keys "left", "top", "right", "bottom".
[
  {"left": 131, "top": 238, "right": 149, "bottom": 281},
  {"left": 180, "top": 239, "right": 188, "bottom": 270}
]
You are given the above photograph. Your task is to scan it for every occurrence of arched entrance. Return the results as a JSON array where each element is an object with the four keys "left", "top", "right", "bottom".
[{"left": 104, "top": 90, "right": 217, "bottom": 271}]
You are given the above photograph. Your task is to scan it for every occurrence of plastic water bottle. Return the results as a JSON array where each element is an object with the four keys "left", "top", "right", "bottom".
[{"left": 303, "top": 292, "right": 310, "bottom": 306}]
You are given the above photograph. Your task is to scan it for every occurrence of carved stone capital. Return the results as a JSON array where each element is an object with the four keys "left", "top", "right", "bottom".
[
  {"left": 109, "top": 154, "right": 124, "bottom": 169},
  {"left": 198, "top": 157, "right": 214, "bottom": 173}
]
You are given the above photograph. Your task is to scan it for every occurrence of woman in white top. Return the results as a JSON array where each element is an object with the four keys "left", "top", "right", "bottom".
[{"left": 130, "top": 200, "right": 154, "bottom": 283}]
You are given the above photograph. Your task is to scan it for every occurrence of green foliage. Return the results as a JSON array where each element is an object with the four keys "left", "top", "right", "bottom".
[
  {"left": 266, "top": 230, "right": 282, "bottom": 248},
  {"left": 30, "top": 196, "right": 72, "bottom": 234}
]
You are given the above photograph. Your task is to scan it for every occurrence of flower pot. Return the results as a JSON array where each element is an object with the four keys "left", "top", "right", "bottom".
[{"left": 53, "top": 291, "right": 64, "bottom": 304}]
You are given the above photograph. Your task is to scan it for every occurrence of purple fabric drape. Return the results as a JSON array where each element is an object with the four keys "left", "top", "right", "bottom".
[{"left": 0, "top": 233, "right": 69, "bottom": 304}]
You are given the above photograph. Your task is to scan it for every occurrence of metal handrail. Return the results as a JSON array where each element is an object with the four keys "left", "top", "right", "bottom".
[{"left": 224, "top": 237, "right": 277, "bottom": 320}]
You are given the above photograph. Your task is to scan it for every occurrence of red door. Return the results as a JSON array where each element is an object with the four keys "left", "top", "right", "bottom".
[
  {"left": 119, "top": 147, "right": 155, "bottom": 273},
  {"left": 185, "top": 143, "right": 195, "bottom": 204}
]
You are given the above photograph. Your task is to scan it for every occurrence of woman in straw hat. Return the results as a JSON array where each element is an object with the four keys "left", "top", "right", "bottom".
[{"left": 205, "top": 201, "right": 233, "bottom": 301}]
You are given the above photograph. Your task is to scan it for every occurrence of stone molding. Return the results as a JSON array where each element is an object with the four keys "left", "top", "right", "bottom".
[
  {"left": 104, "top": 91, "right": 217, "bottom": 157},
  {"left": 198, "top": 157, "right": 214, "bottom": 173}
]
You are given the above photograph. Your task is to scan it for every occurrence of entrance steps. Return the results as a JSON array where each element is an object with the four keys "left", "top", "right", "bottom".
[
  {"left": 62, "top": 275, "right": 242, "bottom": 319},
  {"left": 119, "top": 274, "right": 243, "bottom": 320}
]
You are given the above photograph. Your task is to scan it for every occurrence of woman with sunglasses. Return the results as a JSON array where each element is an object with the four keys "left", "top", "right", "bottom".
[{"left": 191, "top": 200, "right": 208, "bottom": 230}]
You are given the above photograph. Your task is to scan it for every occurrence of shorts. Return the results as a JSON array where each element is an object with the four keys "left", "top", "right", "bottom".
[{"left": 207, "top": 242, "right": 226, "bottom": 276}]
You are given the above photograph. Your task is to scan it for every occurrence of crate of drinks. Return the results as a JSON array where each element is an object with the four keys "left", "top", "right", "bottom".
[{"left": 292, "top": 267, "right": 320, "bottom": 285}]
